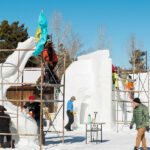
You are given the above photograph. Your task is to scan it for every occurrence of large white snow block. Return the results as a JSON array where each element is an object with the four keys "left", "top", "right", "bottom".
[{"left": 56, "top": 50, "right": 114, "bottom": 130}]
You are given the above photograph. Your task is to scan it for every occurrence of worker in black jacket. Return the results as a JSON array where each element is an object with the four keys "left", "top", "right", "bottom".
[
  {"left": 0, "top": 105, "right": 13, "bottom": 147},
  {"left": 24, "top": 95, "right": 45, "bottom": 145}
]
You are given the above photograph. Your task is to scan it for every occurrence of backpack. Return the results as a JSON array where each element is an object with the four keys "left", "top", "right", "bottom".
[
  {"left": 42, "top": 42, "right": 58, "bottom": 64},
  {"left": 47, "top": 44, "right": 58, "bottom": 63}
]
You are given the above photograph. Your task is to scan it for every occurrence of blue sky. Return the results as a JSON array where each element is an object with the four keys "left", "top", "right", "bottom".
[{"left": 0, "top": 0, "right": 150, "bottom": 68}]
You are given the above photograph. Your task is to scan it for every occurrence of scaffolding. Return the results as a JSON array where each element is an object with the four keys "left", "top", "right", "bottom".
[
  {"left": 112, "top": 70, "right": 150, "bottom": 132},
  {"left": 0, "top": 48, "right": 66, "bottom": 149}
]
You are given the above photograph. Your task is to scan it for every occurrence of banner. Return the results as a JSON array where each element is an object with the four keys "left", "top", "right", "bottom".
[{"left": 33, "top": 11, "right": 48, "bottom": 56}]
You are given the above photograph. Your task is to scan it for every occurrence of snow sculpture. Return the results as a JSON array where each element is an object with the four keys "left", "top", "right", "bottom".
[
  {"left": 0, "top": 37, "right": 38, "bottom": 146},
  {"left": 56, "top": 50, "right": 114, "bottom": 130}
]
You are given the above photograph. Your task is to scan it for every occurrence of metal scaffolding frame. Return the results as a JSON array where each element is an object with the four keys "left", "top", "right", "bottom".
[
  {"left": 112, "top": 70, "right": 150, "bottom": 132},
  {"left": 0, "top": 48, "right": 66, "bottom": 149}
]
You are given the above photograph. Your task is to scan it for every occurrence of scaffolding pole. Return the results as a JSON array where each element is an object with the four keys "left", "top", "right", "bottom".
[
  {"left": 113, "top": 70, "right": 150, "bottom": 132},
  {"left": 0, "top": 48, "right": 66, "bottom": 149}
]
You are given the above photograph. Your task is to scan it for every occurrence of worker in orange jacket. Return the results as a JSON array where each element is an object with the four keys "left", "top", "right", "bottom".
[
  {"left": 125, "top": 75, "right": 136, "bottom": 99},
  {"left": 42, "top": 40, "right": 59, "bottom": 83}
]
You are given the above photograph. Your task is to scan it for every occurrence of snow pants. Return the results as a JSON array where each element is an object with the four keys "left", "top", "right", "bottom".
[
  {"left": 135, "top": 128, "right": 147, "bottom": 150},
  {"left": 65, "top": 111, "right": 74, "bottom": 130}
]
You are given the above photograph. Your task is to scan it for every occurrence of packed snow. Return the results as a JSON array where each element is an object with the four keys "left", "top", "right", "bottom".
[{"left": 10, "top": 128, "right": 150, "bottom": 150}]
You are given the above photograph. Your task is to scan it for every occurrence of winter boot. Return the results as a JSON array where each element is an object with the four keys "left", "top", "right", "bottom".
[
  {"left": 65, "top": 126, "right": 71, "bottom": 131},
  {"left": 134, "top": 146, "right": 138, "bottom": 150},
  {"left": 11, "top": 140, "right": 15, "bottom": 148}
]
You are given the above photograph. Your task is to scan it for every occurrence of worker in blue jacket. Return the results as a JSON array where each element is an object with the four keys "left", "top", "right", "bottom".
[{"left": 65, "top": 96, "right": 76, "bottom": 131}]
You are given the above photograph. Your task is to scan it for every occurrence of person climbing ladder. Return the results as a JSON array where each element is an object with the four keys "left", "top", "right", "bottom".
[{"left": 42, "top": 35, "right": 59, "bottom": 84}]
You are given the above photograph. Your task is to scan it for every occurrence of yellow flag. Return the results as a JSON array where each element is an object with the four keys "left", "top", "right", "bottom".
[{"left": 35, "top": 28, "right": 41, "bottom": 43}]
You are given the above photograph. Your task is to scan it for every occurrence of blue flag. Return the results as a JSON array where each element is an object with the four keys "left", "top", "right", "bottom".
[{"left": 33, "top": 11, "right": 48, "bottom": 56}]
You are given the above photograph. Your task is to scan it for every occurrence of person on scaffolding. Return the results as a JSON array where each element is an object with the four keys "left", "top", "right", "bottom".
[
  {"left": 129, "top": 97, "right": 149, "bottom": 150},
  {"left": 42, "top": 35, "right": 59, "bottom": 84},
  {"left": 23, "top": 95, "right": 40, "bottom": 120},
  {"left": 23, "top": 94, "right": 45, "bottom": 145},
  {"left": 112, "top": 66, "right": 119, "bottom": 90},
  {"left": 125, "top": 75, "right": 136, "bottom": 99}
]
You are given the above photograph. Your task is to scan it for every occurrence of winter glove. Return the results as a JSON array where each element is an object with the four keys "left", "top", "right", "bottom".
[
  {"left": 129, "top": 125, "right": 133, "bottom": 129},
  {"left": 146, "top": 126, "right": 149, "bottom": 132},
  {"left": 73, "top": 111, "right": 76, "bottom": 115}
]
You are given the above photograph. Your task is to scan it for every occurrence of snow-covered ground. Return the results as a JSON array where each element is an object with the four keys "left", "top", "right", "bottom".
[
  {"left": 35, "top": 128, "right": 150, "bottom": 150},
  {"left": 43, "top": 128, "right": 150, "bottom": 150}
]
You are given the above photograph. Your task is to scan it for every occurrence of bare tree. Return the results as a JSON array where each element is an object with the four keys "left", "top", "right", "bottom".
[
  {"left": 50, "top": 11, "right": 83, "bottom": 79},
  {"left": 51, "top": 11, "right": 63, "bottom": 50},
  {"left": 97, "top": 25, "right": 112, "bottom": 51},
  {"left": 129, "top": 33, "right": 135, "bottom": 55},
  {"left": 61, "top": 23, "right": 72, "bottom": 44},
  {"left": 65, "top": 30, "right": 83, "bottom": 60},
  {"left": 97, "top": 25, "right": 106, "bottom": 49},
  {"left": 127, "top": 33, "right": 136, "bottom": 70},
  {"left": 51, "top": 11, "right": 83, "bottom": 59}
]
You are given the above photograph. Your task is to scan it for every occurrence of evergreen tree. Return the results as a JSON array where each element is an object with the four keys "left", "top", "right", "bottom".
[
  {"left": 0, "top": 20, "right": 28, "bottom": 62},
  {"left": 129, "top": 49, "right": 146, "bottom": 71}
]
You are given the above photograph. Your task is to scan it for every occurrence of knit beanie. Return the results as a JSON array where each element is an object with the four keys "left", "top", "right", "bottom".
[
  {"left": 133, "top": 97, "right": 141, "bottom": 104},
  {"left": 29, "top": 95, "right": 35, "bottom": 102},
  {"left": 0, "top": 105, "right": 7, "bottom": 112}
]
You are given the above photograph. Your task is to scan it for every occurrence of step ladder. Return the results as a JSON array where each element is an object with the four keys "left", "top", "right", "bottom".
[{"left": 43, "top": 106, "right": 59, "bottom": 136}]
